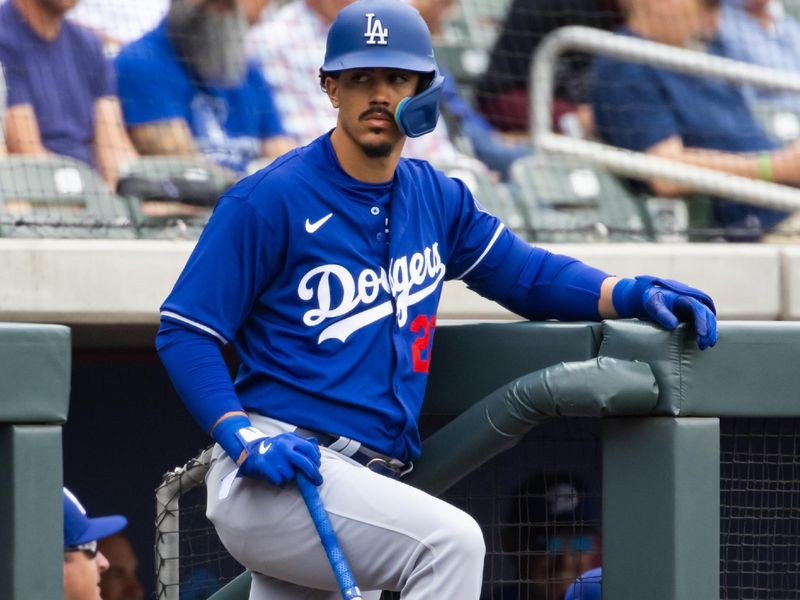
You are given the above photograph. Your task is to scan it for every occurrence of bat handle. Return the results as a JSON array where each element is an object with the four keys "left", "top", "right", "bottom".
[{"left": 296, "top": 473, "right": 363, "bottom": 600}]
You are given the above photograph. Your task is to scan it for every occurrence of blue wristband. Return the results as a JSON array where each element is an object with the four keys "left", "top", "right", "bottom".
[
  {"left": 212, "top": 415, "right": 254, "bottom": 463},
  {"left": 611, "top": 277, "right": 646, "bottom": 319}
]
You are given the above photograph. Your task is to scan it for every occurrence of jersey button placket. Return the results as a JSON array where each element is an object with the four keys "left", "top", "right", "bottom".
[{"left": 370, "top": 206, "right": 387, "bottom": 245}]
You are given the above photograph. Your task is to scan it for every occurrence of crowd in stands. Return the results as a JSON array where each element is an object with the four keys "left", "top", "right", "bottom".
[{"left": 2, "top": 0, "right": 800, "bottom": 241}]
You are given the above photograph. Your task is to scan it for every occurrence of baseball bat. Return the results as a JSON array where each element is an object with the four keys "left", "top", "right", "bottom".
[{"left": 296, "top": 473, "right": 363, "bottom": 600}]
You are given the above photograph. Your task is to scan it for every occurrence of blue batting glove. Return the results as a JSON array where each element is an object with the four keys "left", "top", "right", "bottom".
[
  {"left": 612, "top": 275, "right": 718, "bottom": 350},
  {"left": 235, "top": 429, "right": 323, "bottom": 486},
  {"left": 213, "top": 415, "right": 323, "bottom": 486}
]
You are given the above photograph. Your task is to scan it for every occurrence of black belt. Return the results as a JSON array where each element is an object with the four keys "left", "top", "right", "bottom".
[{"left": 295, "top": 427, "right": 413, "bottom": 479}]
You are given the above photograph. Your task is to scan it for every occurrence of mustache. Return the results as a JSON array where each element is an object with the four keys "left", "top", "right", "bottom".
[{"left": 359, "top": 107, "right": 394, "bottom": 121}]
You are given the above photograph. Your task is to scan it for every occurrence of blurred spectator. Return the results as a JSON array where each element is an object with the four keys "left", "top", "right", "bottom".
[
  {"left": 413, "top": 0, "right": 532, "bottom": 179},
  {"left": 493, "top": 472, "right": 601, "bottom": 600},
  {"left": 97, "top": 532, "right": 145, "bottom": 600},
  {"left": 565, "top": 567, "right": 602, "bottom": 600},
  {"left": 0, "top": 0, "right": 139, "bottom": 189},
  {"left": 474, "top": 0, "right": 622, "bottom": 136},
  {"left": 63, "top": 487, "right": 128, "bottom": 600},
  {"left": 68, "top": 0, "right": 168, "bottom": 55},
  {"left": 590, "top": 0, "right": 800, "bottom": 240},
  {"left": 116, "top": 0, "right": 295, "bottom": 176},
  {"left": 713, "top": 0, "right": 800, "bottom": 112},
  {"left": 1, "top": 58, "right": 7, "bottom": 156},
  {"left": 247, "top": 0, "right": 488, "bottom": 169}
]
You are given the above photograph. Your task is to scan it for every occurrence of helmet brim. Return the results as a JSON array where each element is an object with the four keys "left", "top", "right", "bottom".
[{"left": 322, "top": 49, "right": 436, "bottom": 75}]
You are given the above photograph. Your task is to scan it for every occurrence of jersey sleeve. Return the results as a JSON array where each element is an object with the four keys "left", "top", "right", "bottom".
[
  {"left": 441, "top": 174, "right": 507, "bottom": 281},
  {"left": 160, "top": 194, "right": 284, "bottom": 343},
  {"left": 590, "top": 58, "right": 679, "bottom": 152}
]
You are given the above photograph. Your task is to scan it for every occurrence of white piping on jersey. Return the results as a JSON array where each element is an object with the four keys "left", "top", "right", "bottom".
[
  {"left": 160, "top": 310, "right": 229, "bottom": 345},
  {"left": 455, "top": 223, "right": 506, "bottom": 280}
]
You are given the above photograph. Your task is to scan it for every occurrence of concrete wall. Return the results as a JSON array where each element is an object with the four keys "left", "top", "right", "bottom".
[{"left": 0, "top": 240, "right": 790, "bottom": 331}]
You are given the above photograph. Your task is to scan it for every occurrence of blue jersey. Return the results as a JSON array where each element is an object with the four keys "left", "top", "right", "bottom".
[{"left": 161, "top": 133, "right": 506, "bottom": 461}]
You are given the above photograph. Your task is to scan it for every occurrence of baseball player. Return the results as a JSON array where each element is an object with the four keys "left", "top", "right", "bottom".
[{"left": 156, "top": 1, "right": 718, "bottom": 598}]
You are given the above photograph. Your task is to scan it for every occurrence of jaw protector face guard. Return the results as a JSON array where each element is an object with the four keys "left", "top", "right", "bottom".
[
  {"left": 394, "top": 73, "right": 445, "bottom": 138},
  {"left": 322, "top": 0, "right": 444, "bottom": 138}
]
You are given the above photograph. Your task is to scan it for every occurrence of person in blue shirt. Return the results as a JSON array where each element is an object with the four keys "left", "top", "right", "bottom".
[
  {"left": 0, "top": 0, "right": 138, "bottom": 189},
  {"left": 157, "top": 1, "right": 716, "bottom": 598},
  {"left": 115, "top": 0, "right": 295, "bottom": 175},
  {"left": 590, "top": 0, "right": 800, "bottom": 240}
]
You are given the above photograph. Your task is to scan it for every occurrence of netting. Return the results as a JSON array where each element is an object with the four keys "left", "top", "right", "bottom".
[
  {"left": 4, "top": 0, "right": 800, "bottom": 240},
  {"left": 156, "top": 416, "right": 800, "bottom": 599},
  {"left": 721, "top": 418, "right": 800, "bottom": 600}
]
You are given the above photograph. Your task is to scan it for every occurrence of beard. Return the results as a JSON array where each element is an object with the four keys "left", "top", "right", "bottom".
[
  {"left": 361, "top": 140, "right": 394, "bottom": 158},
  {"left": 166, "top": 1, "right": 248, "bottom": 88}
]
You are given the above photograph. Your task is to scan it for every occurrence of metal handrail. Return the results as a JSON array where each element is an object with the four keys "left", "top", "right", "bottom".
[{"left": 529, "top": 25, "right": 800, "bottom": 211}]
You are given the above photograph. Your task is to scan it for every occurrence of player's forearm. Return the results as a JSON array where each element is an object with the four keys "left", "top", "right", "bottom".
[{"left": 598, "top": 276, "right": 620, "bottom": 319}]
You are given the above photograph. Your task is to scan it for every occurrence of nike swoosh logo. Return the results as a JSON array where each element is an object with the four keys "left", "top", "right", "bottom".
[
  {"left": 305, "top": 213, "right": 333, "bottom": 233},
  {"left": 258, "top": 441, "right": 272, "bottom": 455}
]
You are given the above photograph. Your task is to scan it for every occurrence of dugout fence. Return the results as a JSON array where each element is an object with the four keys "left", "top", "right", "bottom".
[{"left": 154, "top": 320, "right": 800, "bottom": 600}]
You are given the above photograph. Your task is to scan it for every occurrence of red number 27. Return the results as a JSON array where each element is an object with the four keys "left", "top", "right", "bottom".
[{"left": 410, "top": 315, "right": 437, "bottom": 373}]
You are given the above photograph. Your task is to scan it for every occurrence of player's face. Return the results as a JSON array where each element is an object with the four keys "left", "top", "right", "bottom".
[
  {"left": 326, "top": 68, "right": 420, "bottom": 159},
  {"left": 64, "top": 548, "right": 110, "bottom": 600}
]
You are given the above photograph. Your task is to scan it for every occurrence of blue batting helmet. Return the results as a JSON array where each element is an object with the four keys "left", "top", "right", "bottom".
[
  {"left": 321, "top": 0, "right": 445, "bottom": 138},
  {"left": 565, "top": 567, "right": 602, "bottom": 600}
]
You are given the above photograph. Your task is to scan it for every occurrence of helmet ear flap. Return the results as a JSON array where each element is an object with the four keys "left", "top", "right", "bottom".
[{"left": 394, "top": 74, "right": 445, "bottom": 138}]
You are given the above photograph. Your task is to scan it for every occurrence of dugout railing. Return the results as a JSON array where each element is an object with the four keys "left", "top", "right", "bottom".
[
  {"left": 530, "top": 26, "right": 800, "bottom": 214},
  {"left": 155, "top": 320, "right": 800, "bottom": 600}
]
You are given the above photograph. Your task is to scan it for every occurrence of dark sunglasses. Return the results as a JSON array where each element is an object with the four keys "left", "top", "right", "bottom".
[{"left": 65, "top": 539, "right": 98, "bottom": 559}]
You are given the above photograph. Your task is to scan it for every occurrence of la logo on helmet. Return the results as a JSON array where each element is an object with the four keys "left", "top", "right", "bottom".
[{"left": 364, "top": 13, "right": 388, "bottom": 45}]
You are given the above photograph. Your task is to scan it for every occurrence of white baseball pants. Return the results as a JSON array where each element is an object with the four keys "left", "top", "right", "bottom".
[{"left": 205, "top": 415, "right": 485, "bottom": 599}]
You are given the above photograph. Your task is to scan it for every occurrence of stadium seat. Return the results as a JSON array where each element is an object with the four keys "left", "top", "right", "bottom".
[
  {"left": 508, "top": 154, "right": 654, "bottom": 242},
  {"left": 433, "top": 42, "right": 488, "bottom": 89},
  {"left": 432, "top": 160, "right": 528, "bottom": 236},
  {"left": 0, "top": 155, "right": 135, "bottom": 239},
  {"left": 117, "top": 155, "right": 235, "bottom": 240},
  {"left": 453, "top": 0, "right": 512, "bottom": 49}
]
